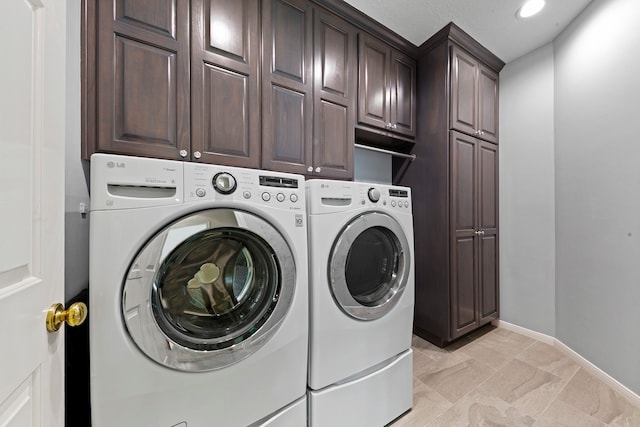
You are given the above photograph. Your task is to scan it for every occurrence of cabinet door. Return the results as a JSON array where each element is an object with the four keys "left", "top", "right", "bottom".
[
  {"left": 477, "top": 64, "right": 499, "bottom": 144},
  {"left": 313, "top": 9, "right": 356, "bottom": 179},
  {"left": 450, "top": 131, "right": 479, "bottom": 339},
  {"left": 262, "top": 0, "right": 313, "bottom": 175},
  {"left": 191, "top": 0, "right": 260, "bottom": 167},
  {"left": 96, "top": 0, "right": 190, "bottom": 159},
  {"left": 450, "top": 46, "right": 478, "bottom": 138},
  {"left": 478, "top": 141, "right": 499, "bottom": 322},
  {"left": 357, "top": 33, "right": 390, "bottom": 131},
  {"left": 390, "top": 49, "right": 416, "bottom": 137}
]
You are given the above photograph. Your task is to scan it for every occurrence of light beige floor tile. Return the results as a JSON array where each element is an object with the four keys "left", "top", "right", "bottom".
[
  {"left": 477, "top": 359, "right": 565, "bottom": 418},
  {"left": 425, "top": 392, "right": 536, "bottom": 427},
  {"left": 516, "top": 341, "right": 580, "bottom": 380},
  {"left": 417, "top": 356, "right": 495, "bottom": 403},
  {"left": 391, "top": 380, "right": 452, "bottom": 427},
  {"left": 412, "top": 347, "right": 435, "bottom": 378},
  {"left": 459, "top": 328, "right": 536, "bottom": 370},
  {"left": 533, "top": 400, "right": 604, "bottom": 427},
  {"left": 558, "top": 368, "right": 640, "bottom": 425}
]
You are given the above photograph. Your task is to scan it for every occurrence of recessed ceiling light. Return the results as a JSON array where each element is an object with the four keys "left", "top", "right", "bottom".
[{"left": 517, "top": 0, "right": 546, "bottom": 18}]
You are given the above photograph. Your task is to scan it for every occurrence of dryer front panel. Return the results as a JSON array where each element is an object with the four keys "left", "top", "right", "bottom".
[
  {"left": 122, "top": 208, "right": 296, "bottom": 372},
  {"left": 328, "top": 211, "right": 411, "bottom": 320}
]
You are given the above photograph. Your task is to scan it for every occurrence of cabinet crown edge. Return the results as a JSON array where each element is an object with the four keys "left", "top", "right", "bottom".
[{"left": 417, "top": 22, "right": 505, "bottom": 72}]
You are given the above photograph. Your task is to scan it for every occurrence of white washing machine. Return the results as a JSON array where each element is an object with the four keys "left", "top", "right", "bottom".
[
  {"left": 89, "top": 154, "right": 308, "bottom": 427},
  {"left": 306, "top": 180, "right": 415, "bottom": 426}
]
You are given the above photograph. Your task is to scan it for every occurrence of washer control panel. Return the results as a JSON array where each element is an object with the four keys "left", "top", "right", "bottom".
[{"left": 184, "top": 163, "right": 304, "bottom": 211}]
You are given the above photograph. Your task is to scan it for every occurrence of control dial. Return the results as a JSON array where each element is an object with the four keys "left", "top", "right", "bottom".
[
  {"left": 367, "top": 187, "right": 381, "bottom": 203},
  {"left": 212, "top": 172, "right": 237, "bottom": 194}
]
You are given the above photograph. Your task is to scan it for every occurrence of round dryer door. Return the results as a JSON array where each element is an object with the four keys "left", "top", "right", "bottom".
[
  {"left": 329, "top": 212, "right": 411, "bottom": 320},
  {"left": 122, "top": 209, "right": 296, "bottom": 372}
]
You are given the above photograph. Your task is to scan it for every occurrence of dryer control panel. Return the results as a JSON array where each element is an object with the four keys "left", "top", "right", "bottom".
[{"left": 184, "top": 163, "right": 305, "bottom": 212}]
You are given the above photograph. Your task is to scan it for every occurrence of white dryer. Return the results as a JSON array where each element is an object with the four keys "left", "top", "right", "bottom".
[
  {"left": 306, "top": 180, "right": 414, "bottom": 427},
  {"left": 89, "top": 154, "right": 308, "bottom": 427}
]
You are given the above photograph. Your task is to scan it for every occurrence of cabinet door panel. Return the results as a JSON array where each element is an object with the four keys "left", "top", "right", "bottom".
[
  {"left": 479, "top": 233, "right": 498, "bottom": 321},
  {"left": 478, "top": 64, "right": 499, "bottom": 143},
  {"left": 358, "top": 33, "right": 389, "bottom": 129},
  {"left": 191, "top": 0, "right": 260, "bottom": 167},
  {"left": 313, "top": 9, "right": 355, "bottom": 179},
  {"left": 113, "top": 37, "right": 177, "bottom": 146},
  {"left": 270, "top": 85, "right": 307, "bottom": 164},
  {"left": 116, "top": 0, "right": 176, "bottom": 38},
  {"left": 201, "top": 65, "right": 252, "bottom": 158},
  {"left": 96, "top": 0, "right": 189, "bottom": 159},
  {"left": 451, "top": 132, "right": 477, "bottom": 232},
  {"left": 450, "top": 46, "right": 478, "bottom": 136},
  {"left": 271, "top": 0, "right": 307, "bottom": 82},
  {"left": 452, "top": 235, "right": 478, "bottom": 338},
  {"left": 262, "top": 0, "right": 312, "bottom": 174},
  {"left": 390, "top": 50, "right": 416, "bottom": 137},
  {"left": 479, "top": 142, "right": 498, "bottom": 230}
]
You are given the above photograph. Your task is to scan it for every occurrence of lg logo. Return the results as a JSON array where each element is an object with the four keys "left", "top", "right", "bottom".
[{"left": 106, "top": 161, "right": 125, "bottom": 168}]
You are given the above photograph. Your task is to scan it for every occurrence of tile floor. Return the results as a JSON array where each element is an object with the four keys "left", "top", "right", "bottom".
[{"left": 391, "top": 325, "right": 640, "bottom": 426}]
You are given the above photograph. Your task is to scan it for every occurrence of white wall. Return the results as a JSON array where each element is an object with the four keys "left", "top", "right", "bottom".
[
  {"left": 554, "top": 0, "right": 640, "bottom": 394},
  {"left": 499, "top": 43, "right": 556, "bottom": 337},
  {"left": 65, "top": 0, "right": 90, "bottom": 302},
  {"left": 502, "top": 0, "right": 640, "bottom": 395}
]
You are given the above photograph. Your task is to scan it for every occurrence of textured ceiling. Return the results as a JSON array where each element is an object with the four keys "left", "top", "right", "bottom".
[{"left": 343, "top": 0, "right": 594, "bottom": 63}]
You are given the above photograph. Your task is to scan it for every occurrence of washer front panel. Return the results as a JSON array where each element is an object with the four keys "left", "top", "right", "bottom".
[
  {"left": 328, "top": 211, "right": 411, "bottom": 320},
  {"left": 122, "top": 208, "right": 296, "bottom": 372}
]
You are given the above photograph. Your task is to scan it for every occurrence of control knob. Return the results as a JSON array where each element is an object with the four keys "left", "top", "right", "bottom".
[
  {"left": 212, "top": 172, "right": 237, "bottom": 194},
  {"left": 367, "top": 188, "right": 380, "bottom": 203}
]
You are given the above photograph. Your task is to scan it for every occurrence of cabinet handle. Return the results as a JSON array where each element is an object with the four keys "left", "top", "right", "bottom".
[
  {"left": 392, "top": 124, "right": 397, "bottom": 130},
  {"left": 315, "top": 167, "right": 322, "bottom": 173},
  {"left": 193, "top": 151, "right": 202, "bottom": 159},
  {"left": 307, "top": 166, "right": 313, "bottom": 173},
  {"left": 480, "top": 131, "right": 485, "bottom": 136},
  {"left": 179, "top": 149, "right": 188, "bottom": 158}
]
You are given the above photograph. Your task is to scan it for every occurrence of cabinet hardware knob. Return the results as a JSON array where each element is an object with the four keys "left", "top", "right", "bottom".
[
  {"left": 307, "top": 166, "right": 313, "bottom": 172},
  {"left": 315, "top": 167, "right": 321, "bottom": 173},
  {"left": 179, "top": 149, "right": 188, "bottom": 158},
  {"left": 392, "top": 123, "right": 397, "bottom": 129},
  {"left": 193, "top": 151, "right": 202, "bottom": 159}
]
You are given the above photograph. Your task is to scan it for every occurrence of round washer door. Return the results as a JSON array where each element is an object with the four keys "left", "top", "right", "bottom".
[
  {"left": 329, "top": 211, "right": 411, "bottom": 320},
  {"left": 122, "top": 209, "right": 296, "bottom": 372}
]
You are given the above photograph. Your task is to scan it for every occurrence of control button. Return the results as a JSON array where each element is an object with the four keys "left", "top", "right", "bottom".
[
  {"left": 404, "top": 201, "right": 409, "bottom": 207},
  {"left": 391, "top": 200, "right": 396, "bottom": 207},
  {"left": 276, "top": 193, "right": 285, "bottom": 202},
  {"left": 261, "top": 192, "right": 271, "bottom": 202},
  {"left": 367, "top": 188, "right": 381, "bottom": 203},
  {"left": 213, "top": 172, "right": 237, "bottom": 194},
  {"left": 290, "top": 194, "right": 298, "bottom": 203},
  {"left": 195, "top": 188, "right": 206, "bottom": 197},
  {"left": 361, "top": 200, "right": 366, "bottom": 205},
  {"left": 243, "top": 191, "right": 251, "bottom": 199},
  {"left": 383, "top": 200, "right": 387, "bottom": 206}
]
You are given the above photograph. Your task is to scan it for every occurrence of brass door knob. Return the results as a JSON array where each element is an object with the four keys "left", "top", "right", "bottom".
[{"left": 46, "top": 302, "right": 88, "bottom": 332}]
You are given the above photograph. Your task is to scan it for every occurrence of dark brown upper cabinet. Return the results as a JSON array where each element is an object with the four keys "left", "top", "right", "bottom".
[
  {"left": 358, "top": 33, "right": 416, "bottom": 139},
  {"left": 190, "top": 0, "right": 261, "bottom": 167},
  {"left": 451, "top": 46, "right": 499, "bottom": 144},
  {"left": 88, "top": 0, "right": 191, "bottom": 160},
  {"left": 312, "top": 9, "right": 357, "bottom": 179},
  {"left": 261, "top": 0, "right": 314, "bottom": 176},
  {"left": 262, "top": 0, "right": 356, "bottom": 179}
]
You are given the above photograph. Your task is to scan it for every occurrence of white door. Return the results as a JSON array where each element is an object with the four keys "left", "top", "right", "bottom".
[{"left": 0, "top": 0, "right": 67, "bottom": 426}]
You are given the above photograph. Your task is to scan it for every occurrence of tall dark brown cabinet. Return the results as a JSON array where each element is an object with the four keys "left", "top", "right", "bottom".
[{"left": 399, "top": 24, "right": 504, "bottom": 347}]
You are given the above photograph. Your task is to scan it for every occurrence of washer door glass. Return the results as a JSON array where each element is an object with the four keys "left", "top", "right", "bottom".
[
  {"left": 329, "top": 212, "right": 410, "bottom": 320},
  {"left": 123, "top": 209, "right": 296, "bottom": 372}
]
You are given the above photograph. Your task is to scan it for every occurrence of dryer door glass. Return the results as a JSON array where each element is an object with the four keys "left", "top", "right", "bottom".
[
  {"left": 329, "top": 212, "right": 411, "bottom": 320},
  {"left": 122, "top": 209, "right": 297, "bottom": 372}
]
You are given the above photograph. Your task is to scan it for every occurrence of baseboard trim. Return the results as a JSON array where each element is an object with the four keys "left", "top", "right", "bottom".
[{"left": 492, "top": 320, "right": 640, "bottom": 408}]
